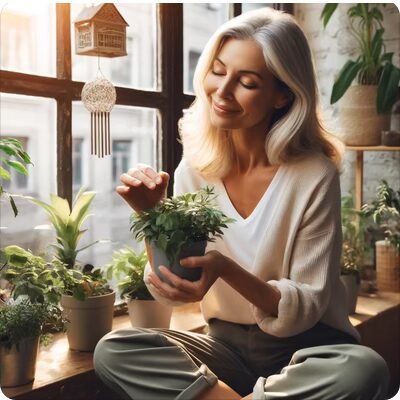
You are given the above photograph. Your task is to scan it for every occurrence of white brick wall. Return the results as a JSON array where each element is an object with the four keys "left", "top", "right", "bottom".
[{"left": 295, "top": 3, "right": 400, "bottom": 203}]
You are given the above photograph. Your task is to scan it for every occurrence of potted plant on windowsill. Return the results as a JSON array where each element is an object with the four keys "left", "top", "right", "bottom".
[
  {"left": 0, "top": 246, "right": 66, "bottom": 387},
  {"left": 130, "top": 187, "right": 234, "bottom": 284},
  {"left": 361, "top": 180, "right": 400, "bottom": 292},
  {"left": 25, "top": 188, "right": 115, "bottom": 351},
  {"left": 340, "top": 196, "right": 368, "bottom": 313},
  {"left": 106, "top": 247, "right": 171, "bottom": 328},
  {"left": 321, "top": 4, "right": 400, "bottom": 145}
]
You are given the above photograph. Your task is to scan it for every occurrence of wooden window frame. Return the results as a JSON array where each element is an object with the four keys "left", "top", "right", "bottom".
[{"left": 0, "top": 4, "right": 292, "bottom": 205}]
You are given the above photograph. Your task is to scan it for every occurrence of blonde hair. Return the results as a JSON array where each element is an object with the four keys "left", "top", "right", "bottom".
[{"left": 179, "top": 7, "right": 343, "bottom": 179}]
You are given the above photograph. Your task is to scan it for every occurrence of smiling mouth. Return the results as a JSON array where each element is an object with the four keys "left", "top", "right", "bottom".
[{"left": 212, "top": 102, "right": 240, "bottom": 115}]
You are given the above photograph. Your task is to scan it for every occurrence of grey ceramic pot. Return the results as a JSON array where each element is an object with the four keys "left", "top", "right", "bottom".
[{"left": 151, "top": 240, "right": 206, "bottom": 283}]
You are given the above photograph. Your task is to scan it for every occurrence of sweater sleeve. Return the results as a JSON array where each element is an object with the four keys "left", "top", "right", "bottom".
[{"left": 250, "top": 168, "right": 342, "bottom": 337}]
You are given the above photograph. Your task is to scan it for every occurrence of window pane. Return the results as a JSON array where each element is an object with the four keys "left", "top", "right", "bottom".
[
  {"left": 183, "top": 4, "right": 230, "bottom": 94},
  {"left": 0, "top": 94, "right": 57, "bottom": 252},
  {"left": 0, "top": 3, "right": 55, "bottom": 76},
  {"left": 72, "top": 103, "right": 158, "bottom": 268},
  {"left": 242, "top": 4, "right": 274, "bottom": 12},
  {"left": 71, "top": 4, "right": 156, "bottom": 90}
]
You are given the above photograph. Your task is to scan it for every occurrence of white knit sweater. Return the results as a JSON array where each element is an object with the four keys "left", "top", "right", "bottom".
[{"left": 145, "top": 155, "right": 360, "bottom": 341}]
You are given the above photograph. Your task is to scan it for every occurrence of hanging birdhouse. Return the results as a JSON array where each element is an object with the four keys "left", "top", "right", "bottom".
[{"left": 74, "top": 3, "right": 129, "bottom": 58}]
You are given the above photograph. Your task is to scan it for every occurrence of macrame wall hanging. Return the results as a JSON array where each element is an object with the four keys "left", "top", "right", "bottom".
[{"left": 74, "top": 3, "right": 129, "bottom": 157}]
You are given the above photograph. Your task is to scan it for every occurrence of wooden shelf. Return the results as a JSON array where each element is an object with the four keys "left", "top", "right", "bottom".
[{"left": 346, "top": 146, "right": 400, "bottom": 208}]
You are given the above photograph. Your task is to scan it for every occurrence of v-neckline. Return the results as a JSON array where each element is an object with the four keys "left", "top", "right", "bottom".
[{"left": 218, "top": 166, "right": 283, "bottom": 223}]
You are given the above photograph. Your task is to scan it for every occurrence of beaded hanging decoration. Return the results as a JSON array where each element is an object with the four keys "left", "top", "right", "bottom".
[{"left": 81, "top": 69, "right": 116, "bottom": 157}]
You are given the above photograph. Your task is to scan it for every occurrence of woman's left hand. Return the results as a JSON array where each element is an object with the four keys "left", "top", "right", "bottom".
[{"left": 146, "top": 250, "right": 230, "bottom": 302}]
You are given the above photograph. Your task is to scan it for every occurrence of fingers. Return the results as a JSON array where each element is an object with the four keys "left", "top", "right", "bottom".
[
  {"left": 180, "top": 256, "right": 204, "bottom": 268},
  {"left": 119, "top": 165, "right": 167, "bottom": 190}
]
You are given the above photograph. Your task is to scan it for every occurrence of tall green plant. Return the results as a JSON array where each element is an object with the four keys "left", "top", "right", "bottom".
[
  {"left": 26, "top": 188, "right": 102, "bottom": 268},
  {"left": 321, "top": 4, "right": 400, "bottom": 113},
  {"left": 0, "top": 137, "right": 33, "bottom": 216}
]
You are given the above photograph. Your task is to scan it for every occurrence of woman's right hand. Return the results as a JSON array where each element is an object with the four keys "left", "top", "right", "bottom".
[{"left": 116, "top": 164, "right": 170, "bottom": 213}]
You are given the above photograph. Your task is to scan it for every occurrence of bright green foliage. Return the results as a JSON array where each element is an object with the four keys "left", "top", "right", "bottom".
[
  {"left": 130, "top": 187, "right": 235, "bottom": 265},
  {"left": 361, "top": 180, "right": 400, "bottom": 249},
  {"left": 321, "top": 4, "right": 400, "bottom": 113},
  {"left": 0, "top": 246, "right": 64, "bottom": 305},
  {"left": 0, "top": 300, "right": 65, "bottom": 350},
  {"left": 0, "top": 137, "right": 33, "bottom": 217},
  {"left": 26, "top": 188, "right": 101, "bottom": 268},
  {"left": 341, "top": 196, "right": 368, "bottom": 276},
  {"left": 106, "top": 247, "right": 152, "bottom": 300}
]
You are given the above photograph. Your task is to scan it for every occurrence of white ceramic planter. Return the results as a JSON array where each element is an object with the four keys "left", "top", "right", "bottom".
[
  {"left": 0, "top": 336, "right": 39, "bottom": 387},
  {"left": 127, "top": 299, "right": 172, "bottom": 329},
  {"left": 61, "top": 291, "right": 116, "bottom": 351}
]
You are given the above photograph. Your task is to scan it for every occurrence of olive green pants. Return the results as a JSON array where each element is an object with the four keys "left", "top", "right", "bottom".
[{"left": 94, "top": 319, "right": 389, "bottom": 400}]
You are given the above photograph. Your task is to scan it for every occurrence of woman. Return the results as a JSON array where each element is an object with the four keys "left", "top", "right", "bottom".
[{"left": 94, "top": 8, "right": 389, "bottom": 400}]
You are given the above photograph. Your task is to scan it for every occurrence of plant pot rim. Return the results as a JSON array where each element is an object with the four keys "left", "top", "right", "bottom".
[{"left": 61, "top": 289, "right": 115, "bottom": 300}]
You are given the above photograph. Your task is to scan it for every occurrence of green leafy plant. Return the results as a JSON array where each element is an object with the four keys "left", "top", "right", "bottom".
[
  {"left": 106, "top": 247, "right": 152, "bottom": 300},
  {"left": 130, "top": 187, "right": 234, "bottom": 266},
  {"left": 321, "top": 4, "right": 400, "bottom": 113},
  {"left": 0, "top": 245, "right": 64, "bottom": 305},
  {"left": 0, "top": 300, "right": 65, "bottom": 350},
  {"left": 361, "top": 180, "right": 400, "bottom": 249},
  {"left": 57, "top": 263, "right": 111, "bottom": 301},
  {"left": 26, "top": 188, "right": 103, "bottom": 269},
  {"left": 341, "top": 196, "right": 368, "bottom": 276},
  {"left": 0, "top": 137, "right": 33, "bottom": 216}
]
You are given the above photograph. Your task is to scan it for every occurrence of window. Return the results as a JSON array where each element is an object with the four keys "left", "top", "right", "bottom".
[
  {"left": 112, "top": 140, "right": 132, "bottom": 187},
  {"left": 72, "top": 138, "right": 84, "bottom": 191}
]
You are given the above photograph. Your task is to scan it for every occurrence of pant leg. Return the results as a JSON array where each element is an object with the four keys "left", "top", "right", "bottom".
[
  {"left": 93, "top": 327, "right": 257, "bottom": 400},
  {"left": 252, "top": 344, "right": 389, "bottom": 400}
]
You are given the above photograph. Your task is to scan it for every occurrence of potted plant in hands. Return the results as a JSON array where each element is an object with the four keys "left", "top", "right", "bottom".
[
  {"left": 340, "top": 196, "right": 368, "bottom": 313},
  {"left": 25, "top": 188, "right": 115, "bottom": 351},
  {"left": 130, "top": 187, "right": 234, "bottom": 283},
  {"left": 321, "top": 4, "right": 400, "bottom": 145},
  {"left": 106, "top": 247, "right": 172, "bottom": 328},
  {"left": 0, "top": 246, "right": 66, "bottom": 387},
  {"left": 0, "top": 137, "right": 33, "bottom": 217},
  {"left": 362, "top": 180, "right": 400, "bottom": 292}
]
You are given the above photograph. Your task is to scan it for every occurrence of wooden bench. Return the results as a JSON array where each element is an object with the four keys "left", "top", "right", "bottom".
[{"left": 2, "top": 293, "right": 399, "bottom": 400}]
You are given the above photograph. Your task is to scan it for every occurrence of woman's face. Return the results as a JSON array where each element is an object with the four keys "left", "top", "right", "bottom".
[{"left": 204, "top": 38, "right": 286, "bottom": 131}]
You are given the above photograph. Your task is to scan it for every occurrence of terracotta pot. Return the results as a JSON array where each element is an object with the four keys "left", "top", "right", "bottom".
[
  {"left": 127, "top": 299, "right": 172, "bottom": 328},
  {"left": 375, "top": 240, "right": 400, "bottom": 292},
  {"left": 61, "top": 291, "right": 116, "bottom": 351},
  {"left": 0, "top": 336, "right": 39, "bottom": 387},
  {"left": 340, "top": 273, "right": 360, "bottom": 314},
  {"left": 151, "top": 240, "right": 206, "bottom": 283},
  {"left": 338, "top": 85, "right": 390, "bottom": 146}
]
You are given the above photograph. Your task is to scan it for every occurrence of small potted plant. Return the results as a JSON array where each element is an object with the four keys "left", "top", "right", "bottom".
[
  {"left": 321, "top": 4, "right": 400, "bottom": 145},
  {"left": 0, "top": 137, "right": 33, "bottom": 217},
  {"left": 130, "top": 187, "right": 234, "bottom": 283},
  {"left": 362, "top": 180, "right": 400, "bottom": 292},
  {"left": 25, "top": 188, "right": 115, "bottom": 351},
  {"left": 0, "top": 246, "right": 65, "bottom": 387},
  {"left": 106, "top": 247, "right": 171, "bottom": 328},
  {"left": 0, "top": 301, "right": 64, "bottom": 387},
  {"left": 340, "top": 196, "right": 368, "bottom": 313}
]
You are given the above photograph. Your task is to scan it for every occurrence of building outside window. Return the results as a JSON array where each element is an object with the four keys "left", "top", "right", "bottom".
[{"left": 112, "top": 140, "right": 132, "bottom": 187}]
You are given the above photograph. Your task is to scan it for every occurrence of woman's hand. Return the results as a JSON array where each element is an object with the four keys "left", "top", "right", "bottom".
[
  {"left": 146, "top": 251, "right": 231, "bottom": 302},
  {"left": 116, "top": 164, "right": 169, "bottom": 213}
]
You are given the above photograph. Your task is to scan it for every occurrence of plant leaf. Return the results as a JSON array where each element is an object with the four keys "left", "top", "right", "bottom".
[
  {"left": 331, "top": 60, "right": 363, "bottom": 104},
  {"left": 320, "top": 3, "right": 338, "bottom": 28},
  {"left": 4, "top": 160, "right": 28, "bottom": 175},
  {"left": 377, "top": 63, "right": 400, "bottom": 113}
]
